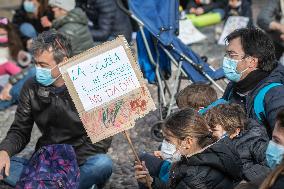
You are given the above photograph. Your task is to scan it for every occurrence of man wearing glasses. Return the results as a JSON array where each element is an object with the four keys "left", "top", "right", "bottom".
[{"left": 222, "top": 28, "right": 284, "bottom": 138}]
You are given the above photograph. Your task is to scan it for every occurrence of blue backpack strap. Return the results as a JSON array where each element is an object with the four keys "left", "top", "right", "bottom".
[
  {"left": 199, "top": 98, "right": 229, "bottom": 115},
  {"left": 254, "top": 83, "right": 283, "bottom": 122}
]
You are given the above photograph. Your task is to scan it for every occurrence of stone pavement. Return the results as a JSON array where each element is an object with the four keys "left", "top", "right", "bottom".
[{"left": 0, "top": 0, "right": 268, "bottom": 188}]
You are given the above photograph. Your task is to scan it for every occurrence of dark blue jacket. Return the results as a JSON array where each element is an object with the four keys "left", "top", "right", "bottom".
[
  {"left": 232, "top": 119, "right": 270, "bottom": 181},
  {"left": 223, "top": 64, "right": 284, "bottom": 136}
]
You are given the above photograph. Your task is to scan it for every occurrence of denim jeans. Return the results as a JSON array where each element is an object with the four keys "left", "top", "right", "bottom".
[
  {"left": 19, "top": 23, "right": 37, "bottom": 38},
  {"left": 0, "top": 67, "right": 36, "bottom": 110},
  {"left": 4, "top": 154, "right": 112, "bottom": 189}
]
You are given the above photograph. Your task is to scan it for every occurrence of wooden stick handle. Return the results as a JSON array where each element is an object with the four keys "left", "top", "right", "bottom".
[{"left": 123, "top": 131, "right": 153, "bottom": 189}]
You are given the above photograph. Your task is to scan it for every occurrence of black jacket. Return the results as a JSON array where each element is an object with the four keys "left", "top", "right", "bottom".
[
  {"left": 232, "top": 119, "right": 270, "bottom": 181},
  {"left": 152, "top": 138, "right": 243, "bottom": 189},
  {"left": 76, "top": 0, "right": 132, "bottom": 42},
  {"left": 0, "top": 78, "right": 112, "bottom": 165},
  {"left": 223, "top": 64, "right": 284, "bottom": 136},
  {"left": 225, "top": 0, "right": 253, "bottom": 25}
]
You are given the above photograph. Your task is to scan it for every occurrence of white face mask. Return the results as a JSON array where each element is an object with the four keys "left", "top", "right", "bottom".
[
  {"left": 161, "top": 140, "right": 182, "bottom": 162},
  {"left": 0, "top": 47, "right": 10, "bottom": 64}
]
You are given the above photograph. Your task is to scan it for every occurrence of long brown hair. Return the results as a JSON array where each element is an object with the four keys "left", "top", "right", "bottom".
[
  {"left": 259, "top": 160, "right": 284, "bottom": 189},
  {"left": 163, "top": 108, "right": 217, "bottom": 148},
  {"left": 0, "top": 18, "right": 23, "bottom": 60}
]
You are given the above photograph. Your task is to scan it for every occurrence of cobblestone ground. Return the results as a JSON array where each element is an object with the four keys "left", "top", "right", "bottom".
[{"left": 0, "top": 0, "right": 267, "bottom": 188}]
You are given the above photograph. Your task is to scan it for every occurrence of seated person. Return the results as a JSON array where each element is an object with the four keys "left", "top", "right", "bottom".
[
  {"left": 225, "top": 0, "right": 253, "bottom": 25},
  {"left": 205, "top": 103, "right": 270, "bottom": 181},
  {"left": 176, "top": 83, "right": 218, "bottom": 111},
  {"left": 221, "top": 28, "right": 284, "bottom": 137},
  {"left": 257, "top": 0, "right": 284, "bottom": 60},
  {"left": 135, "top": 108, "right": 243, "bottom": 189},
  {"left": 265, "top": 108, "right": 284, "bottom": 169},
  {"left": 76, "top": 0, "right": 133, "bottom": 44},
  {"left": 186, "top": 0, "right": 228, "bottom": 19},
  {"left": 12, "top": 0, "right": 53, "bottom": 41},
  {"left": 0, "top": 30, "right": 112, "bottom": 189},
  {"left": 0, "top": 17, "right": 35, "bottom": 110},
  {"left": 49, "top": 0, "right": 94, "bottom": 56}
]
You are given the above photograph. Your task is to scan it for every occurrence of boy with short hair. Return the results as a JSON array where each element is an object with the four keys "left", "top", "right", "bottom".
[
  {"left": 205, "top": 103, "right": 270, "bottom": 181},
  {"left": 176, "top": 83, "right": 217, "bottom": 110}
]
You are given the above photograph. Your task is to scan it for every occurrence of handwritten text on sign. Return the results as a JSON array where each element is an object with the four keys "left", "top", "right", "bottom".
[{"left": 67, "top": 45, "right": 141, "bottom": 111}]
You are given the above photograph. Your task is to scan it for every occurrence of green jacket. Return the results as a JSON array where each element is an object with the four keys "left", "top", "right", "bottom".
[{"left": 52, "top": 8, "right": 94, "bottom": 56}]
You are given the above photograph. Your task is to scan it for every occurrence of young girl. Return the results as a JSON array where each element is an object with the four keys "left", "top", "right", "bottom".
[
  {"left": 0, "top": 17, "right": 35, "bottom": 110},
  {"left": 135, "top": 108, "right": 243, "bottom": 189}
]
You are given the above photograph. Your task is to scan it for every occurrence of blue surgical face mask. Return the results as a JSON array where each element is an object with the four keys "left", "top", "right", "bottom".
[
  {"left": 266, "top": 140, "right": 284, "bottom": 169},
  {"left": 222, "top": 57, "right": 248, "bottom": 82},
  {"left": 36, "top": 66, "right": 59, "bottom": 86},
  {"left": 23, "top": 1, "right": 36, "bottom": 13}
]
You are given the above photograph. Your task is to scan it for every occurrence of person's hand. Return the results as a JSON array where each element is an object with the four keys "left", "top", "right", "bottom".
[
  {"left": 134, "top": 161, "right": 153, "bottom": 185},
  {"left": 0, "top": 151, "right": 10, "bottom": 180},
  {"left": 195, "top": 7, "right": 204, "bottom": 15},
  {"left": 26, "top": 39, "right": 33, "bottom": 50},
  {"left": 189, "top": 7, "right": 196, "bottom": 14},
  {"left": 281, "top": 34, "right": 284, "bottom": 41},
  {"left": 41, "top": 16, "right": 52, "bottom": 28},
  {"left": 0, "top": 84, "right": 12, "bottom": 101},
  {"left": 153, "top": 151, "right": 163, "bottom": 159}
]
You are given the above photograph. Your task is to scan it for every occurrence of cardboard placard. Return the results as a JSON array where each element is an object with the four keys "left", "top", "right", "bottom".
[{"left": 59, "top": 36, "right": 156, "bottom": 143}]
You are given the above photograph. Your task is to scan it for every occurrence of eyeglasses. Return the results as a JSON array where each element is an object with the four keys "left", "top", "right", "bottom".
[{"left": 224, "top": 52, "right": 247, "bottom": 61}]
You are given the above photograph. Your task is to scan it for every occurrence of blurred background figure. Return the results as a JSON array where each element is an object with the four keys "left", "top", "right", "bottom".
[
  {"left": 76, "top": 0, "right": 133, "bottom": 44},
  {"left": 12, "top": 0, "right": 53, "bottom": 45},
  {"left": 186, "top": 0, "right": 228, "bottom": 19},
  {"left": 225, "top": 0, "right": 253, "bottom": 24},
  {"left": 0, "top": 17, "right": 35, "bottom": 110},
  {"left": 49, "top": 0, "right": 94, "bottom": 56},
  {"left": 257, "top": 0, "right": 284, "bottom": 60}
]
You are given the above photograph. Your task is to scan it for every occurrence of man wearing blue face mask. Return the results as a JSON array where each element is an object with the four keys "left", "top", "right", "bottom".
[
  {"left": 222, "top": 28, "right": 284, "bottom": 137},
  {"left": 0, "top": 30, "right": 113, "bottom": 189},
  {"left": 266, "top": 108, "right": 284, "bottom": 169}
]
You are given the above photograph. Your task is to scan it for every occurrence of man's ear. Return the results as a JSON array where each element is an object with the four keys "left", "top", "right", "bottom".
[
  {"left": 63, "top": 57, "right": 68, "bottom": 62},
  {"left": 248, "top": 56, "right": 258, "bottom": 69}
]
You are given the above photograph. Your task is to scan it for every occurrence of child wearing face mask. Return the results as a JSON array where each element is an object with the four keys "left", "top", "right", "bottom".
[
  {"left": 0, "top": 17, "right": 35, "bottom": 110},
  {"left": 135, "top": 108, "right": 243, "bottom": 189},
  {"left": 265, "top": 108, "right": 284, "bottom": 170},
  {"left": 205, "top": 103, "right": 271, "bottom": 181}
]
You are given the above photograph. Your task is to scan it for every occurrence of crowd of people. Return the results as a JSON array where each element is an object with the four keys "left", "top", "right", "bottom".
[{"left": 0, "top": 0, "right": 283, "bottom": 189}]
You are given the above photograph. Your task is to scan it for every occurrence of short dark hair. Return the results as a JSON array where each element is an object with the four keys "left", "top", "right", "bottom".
[
  {"left": 176, "top": 83, "right": 217, "bottom": 110},
  {"left": 225, "top": 28, "right": 277, "bottom": 72},
  {"left": 276, "top": 108, "right": 284, "bottom": 127},
  {"left": 30, "top": 29, "right": 72, "bottom": 64},
  {"left": 205, "top": 103, "right": 246, "bottom": 135}
]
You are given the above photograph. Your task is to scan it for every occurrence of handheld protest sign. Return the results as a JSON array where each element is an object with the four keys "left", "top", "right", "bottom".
[{"left": 59, "top": 36, "right": 156, "bottom": 143}]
